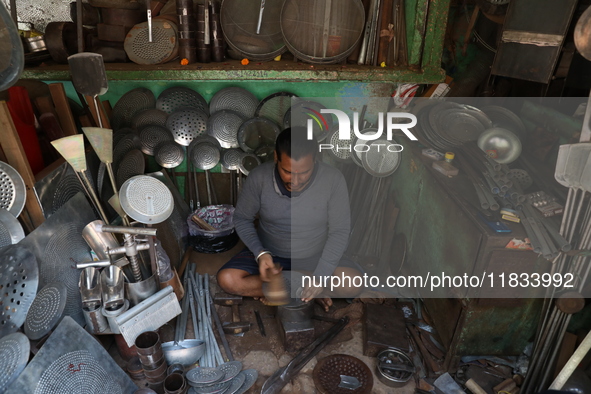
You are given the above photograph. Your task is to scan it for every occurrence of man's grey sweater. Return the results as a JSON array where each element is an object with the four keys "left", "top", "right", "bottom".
[{"left": 233, "top": 160, "right": 350, "bottom": 277}]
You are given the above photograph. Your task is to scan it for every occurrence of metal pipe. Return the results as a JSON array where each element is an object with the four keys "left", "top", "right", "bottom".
[
  {"left": 100, "top": 225, "right": 158, "bottom": 236},
  {"left": 76, "top": 260, "right": 111, "bottom": 269}
]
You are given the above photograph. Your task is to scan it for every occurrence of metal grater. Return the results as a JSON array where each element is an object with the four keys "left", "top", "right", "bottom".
[
  {"left": 326, "top": 127, "right": 353, "bottom": 162},
  {"left": 24, "top": 282, "right": 67, "bottom": 340},
  {"left": 191, "top": 143, "right": 220, "bottom": 171},
  {"left": 186, "top": 367, "right": 225, "bottom": 386},
  {"left": 221, "top": 149, "right": 243, "bottom": 171},
  {"left": 0, "top": 332, "right": 29, "bottom": 393},
  {"left": 157, "top": 86, "right": 209, "bottom": 115},
  {"left": 224, "top": 372, "right": 246, "bottom": 394},
  {"left": 218, "top": 361, "right": 243, "bottom": 383},
  {"left": 154, "top": 141, "right": 184, "bottom": 169},
  {"left": 361, "top": 139, "right": 401, "bottom": 177},
  {"left": 209, "top": 87, "right": 259, "bottom": 118}
]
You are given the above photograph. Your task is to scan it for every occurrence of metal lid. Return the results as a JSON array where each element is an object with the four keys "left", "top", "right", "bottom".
[
  {"left": 0, "top": 208, "right": 24, "bottom": 249},
  {"left": 209, "top": 87, "right": 258, "bottom": 118},
  {"left": 207, "top": 110, "right": 245, "bottom": 149},
  {"left": 191, "top": 143, "right": 220, "bottom": 171},
  {"left": 237, "top": 117, "right": 280, "bottom": 153},
  {"left": 0, "top": 161, "right": 26, "bottom": 217},
  {"left": 24, "top": 282, "right": 68, "bottom": 340},
  {"left": 139, "top": 125, "right": 175, "bottom": 156},
  {"left": 166, "top": 107, "right": 208, "bottom": 146},
  {"left": 157, "top": 87, "right": 209, "bottom": 115},
  {"left": 119, "top": 175, "right": 174, "bottom": 224},
  {"left": 154, "top": 141, "right": 184, "bottom": 169},
  {"left": 0, "top": 332, "right": 30, "bottom": 393}
]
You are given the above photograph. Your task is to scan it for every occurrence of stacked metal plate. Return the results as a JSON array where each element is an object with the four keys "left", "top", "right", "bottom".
[{"left": 186, "top": 362, "right": 243, "bottom": 393}]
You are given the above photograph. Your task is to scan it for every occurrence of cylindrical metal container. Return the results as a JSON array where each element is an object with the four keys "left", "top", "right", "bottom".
[
  {"left": 82, "top": 305, "right": 110, "bottom": 334},
  {"left": 164, "top": 373, "right": 187, "bottom": 394},
  {"left": 101, "top": 265, "right": 126, "bottom": 310},
  {"left": 126, "top": 274, "right": 159, "bottom": 306},
  {"left": 79, "top": 267, "right": 102, "bottom": 310}
]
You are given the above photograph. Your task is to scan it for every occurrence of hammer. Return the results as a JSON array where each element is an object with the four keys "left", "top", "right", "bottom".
[{"left": 213, "top": 293, "right": 251, "bottom": 335}]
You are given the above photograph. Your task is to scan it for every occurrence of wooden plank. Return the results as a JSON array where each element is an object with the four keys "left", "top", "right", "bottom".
[
  {"left": 48, "top": 83, "right": 78, "bottom": 136},
  {"left": 0, "top": 101, "right": 45, "bottom": 228}
]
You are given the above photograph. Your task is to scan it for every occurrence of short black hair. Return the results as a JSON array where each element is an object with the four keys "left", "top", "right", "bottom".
[{"left": 275, "top": 127, "right": 318, "bottom": 161}]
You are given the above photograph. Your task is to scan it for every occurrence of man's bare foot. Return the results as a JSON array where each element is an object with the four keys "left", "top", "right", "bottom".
[{"left": 315, "top": 297, "right": 332, "bottom": 312}]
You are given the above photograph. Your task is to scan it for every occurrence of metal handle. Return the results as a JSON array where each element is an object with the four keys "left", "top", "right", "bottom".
[
  {"left": 100, "top": 224, "right": 157, "bottom": 236},
  {"left": 76, "top": 260, "right": 111, "bottom": 269}
]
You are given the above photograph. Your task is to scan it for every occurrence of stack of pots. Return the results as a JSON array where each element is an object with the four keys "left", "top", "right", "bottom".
[
  {"left": 177, "top": 0, "right": 197, "bottom": 63},
  {"left": 163, "top": 372, "right": 188, "bottom": 394},
  {"left": 136, "top": 331, "right": 168, "bottom": 391}
]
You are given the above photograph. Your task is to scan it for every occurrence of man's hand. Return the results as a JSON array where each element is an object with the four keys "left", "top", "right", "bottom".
[
  {"left": 258, "top": 253, "right": 281, "bottom": 282},
  {"left": 301, "top": 283, "right": 323, "bottom": 302}
]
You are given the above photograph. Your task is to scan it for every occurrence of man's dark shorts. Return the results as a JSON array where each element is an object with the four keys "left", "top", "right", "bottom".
[{"left": 218, "top": 247, "right": 363, "bottom": 275}]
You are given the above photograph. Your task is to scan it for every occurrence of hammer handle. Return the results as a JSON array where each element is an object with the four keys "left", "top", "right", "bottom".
[{"left": 232, "top": 304, "right": 240, "bottom": 323}]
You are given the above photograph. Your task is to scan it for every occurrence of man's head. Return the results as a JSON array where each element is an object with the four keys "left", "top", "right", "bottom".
[{"left": 274, "top": 127, "right": 318, "bottom": 192}]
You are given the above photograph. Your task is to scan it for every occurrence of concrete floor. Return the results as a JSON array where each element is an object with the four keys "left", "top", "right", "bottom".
[{"left": 188, "top": 242, "right": 417, "bottom": 393}]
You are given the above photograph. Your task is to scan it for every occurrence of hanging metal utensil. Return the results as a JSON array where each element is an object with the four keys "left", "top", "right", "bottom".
[
  {"left": 51, "top": 135, "right": 109, "bottom": 223},
  {"left": 166, "top": 107, "right": 208, "bottom": 146},
  {"left": 111, "top": 87, "right": 156, "bottom": 131},
  {"left": 191, "top": 142, "right": 220, "bottom": 206},
  {"left": 154, "top": 140, "right": 184, "bottom": 188},
  {"left": 132, "top": 108, "right": 169, "bottom": 130},
  {"left": 209, "top": 87, "right": 259, "bottom": 118},
  {"left": 139, "top": 124, "right": 175, "bottom": 156},
  {"left": 238, "top": 152, "right": 261, "bottom": 176},
  {"left": 156, "top": 86, "right": 209, "bottom": 115},
  {"left": 116, "top": 149, "right": 145, "bottom": 189},
  {"left": 0, "top": 208, "right": 24, "bottom": 248},
  {"left": 207, "top": 109, "right": 245, "bottom": 149},
  {"left": 221, "top": 148, "right": 243, "bottom": 206},
  {"left": 67, "top": 53, "right": 108, "bottom": 128},
  {"left": 237, "top": 117, "right": 280, "bottom": 153}
]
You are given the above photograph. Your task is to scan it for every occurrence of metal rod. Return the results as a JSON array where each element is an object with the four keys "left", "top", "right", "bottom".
[
  {"left": 80, "top": 171, "right": 109, "bottom": 223},
  {"left": 101, "top": 225, "right": 158, "bottom": 236},
  {"left": 205, "top": 170, "right": 212, "bottom": 206},
  {"left": 209, "top": 291, "right": 234, "bottom": 361},
  {"left": 256, "top": 0, "right": 265, "bottom": 34},
  {"left": 146, "top": 0, "right": 153, "bottom": 42}
]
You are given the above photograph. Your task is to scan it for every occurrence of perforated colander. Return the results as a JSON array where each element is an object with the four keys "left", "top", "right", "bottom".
[
  {"left": 157, "top": 87, "right": 209, "bottom": 115},
  {"left": 111, "top": 88, "right": 156, "bottom": 130},
  {"left": 139, "top": 125, "right": 175, "bottom": 155},
  {"left": 119, "top": 175, "right": 174, "bottom": 224},
  {"left": 24, "top": 282, "right": 67, "bottom": 340},
  {"left": 237, "top": 117, "right": 280, "bottom": 153},
  {"left": 207, "top": 110, "right": 245, "bottom": 149},
  {"left": 154, "top": 141, "right": 184, "bottom": 169},
  {"left": 166, "top": 107, "right": 208, "bottom": 146},
  {"left": 132, "top": 109, "right": 169, "bottom": 130},
  {"left": 209, "top": 87, "right": 259, "bottom": 118},
  {"left": 361, "top": 139, "right": 401, "bottom": 177},
  {"left": 124, "top": 20, "right": 179, "bottom": 65},
  {"left": 0, "top": 244, "right": 39, "bottom": 338},
  {"left": 0, "top": 332, "right": 29, "bottom": 393},
  {"left": 0, "top": 161, "right": 26, "bottom": 217},
  {"left": 116, "top": 149, "right": 146, "bottom": 189}
]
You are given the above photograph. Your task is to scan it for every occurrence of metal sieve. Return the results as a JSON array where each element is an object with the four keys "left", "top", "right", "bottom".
[
  {"left": 255, "top": 92, "right": 298, "bottom": 126},
  {"left": 313, "top": 354, "right": 373, "bottom": 394},
  {"left": 113, "top": 131, "right": 142, "bottom": 168},
  {"left": 221, "top": 148, "right": 243, "bottom": 171},
  {"left": 209, "top": 87, "right": 259, "bottom": 118},
  {"left": 116, "top": 149, "right": 146, "bottom": 189},
  {"left": 220, "top": 0, "right": 286, "bottom": 61},
  {"left": 224, "top": 372, "right": 246, "bottom": 394},
  {"left": 235, "top": 369, "right": 258, "bottom": 394},
  {"left": 113, "top": 128, "right": 138, "bottom": 148},
  {"left": 237, "top": 117, "right": 280, "bottom": 153},
  {"left": 119, "top": 175, "right": 174, "bottom": 224},
  {"left": 157, "top": 86, "right": 209, "bottom": 115},
  {"left": 166, "top": 107, "right": 209, "bottom": 146},
  {"left": 186, "top": 367, "right": 225, "bottom": 386},
  {"left": 191, "top": 143, "right": 220, "bottom": 171},
  {"left": 218, "top": 361, "right": 243, "bottom": 383},
  {"left": 155, "top": 141, "right": 185, "bottom": 169},
  {"left": 207, "top": 110, "right": 245, "bottom": 149},
  {"left": 325, "top": 126, "right": 353, "bottom": 162},
  {"left": 0, "top": 208, "right": 24, "bottom": 249},
  {"left": 361, "top": 139, "right": 401, "bottom": 177},
  {"left": 238, "top": 153, "right": 261, "bottom": 176},
  {"left": 284, "top": 100, "right": 331, "bottom": 142},
  {"left": 132, "top": 108, "right": 169, "bottom": 130},
  {"left": 0, "top": 244, "right": 39, "bottom": 337},
  {"left": 0, "top": 332, "right": 30, "bottom": 393},
  {"left": 5, "top": 317, "right": 138, "bottom": 394},
  {"left": 139, "top": 124, "right": 175, "bottom": 156},
  {"left": 111, "top": 87, "right": 156, "bottom": 131},
  {"left": 124, "top": 20, "right": 179, "bottom": 65},
  {"left": 24, "top": 282, "right": 67, "bottom": 340},
  {"left": 0, "top": 161, "right": 26, "bottom": 217}
]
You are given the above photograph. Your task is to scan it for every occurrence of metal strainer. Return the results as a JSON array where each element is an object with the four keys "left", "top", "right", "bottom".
[
  {"left": 139, "top": 124, "right": 175, "bottom": 155},
  {"left": 238, "top": 153, "right": 261, "bottom": 176},
  {"left": 113, "top": 131, "right": 141, "bottom": 167},
  {"left": 313, "top": 354, "right": 373, "bottom": 394},
  {"left": 116, "top": 149, "right": 146, "bottom": 189},
  {"left": 191, "top": 142, "right": 220, "bottom": 171},
  {"left": 209, "top": 87, "right": 259, "bottom": 118},
  {"left": 325, "top": 127, "right": 353, "bottom": 162},
  {"left": 0, "top": 332, "right": 30, "bottom": 393},
  {"left": 0, "top": 244, "right": 39, "bottom": 337},
  {"left": 124, "top": 20, "right": 179, "bottom": 65},
  {"left": 113, "top": 128, "right": 138, "bottom": 147},
  {"left": 119, "top": 175, "right": 174, "bottom": 224},
  {"left": 237, "top": 117, "right": 280, "bottom": 153},
  {"left": 0, "top": 208, "right": 24, "bottom": 249},
  {"left": 157, "top": 87, "right": 209, "bottom": 115},
  {"left": 166, "top": 107, "right": 208, "bottom": 146},
  {"left": 132, "top": 109, "right": 169, "bottom": 130},
  {"left": 361, "top": 139, "right": 401, "bottom": 177},
  {"left": 255, "top": 92, "right": 298, "bottom": 126},
  {"left": 155, "top": 141, "right": 184, "bottom": 169},
  {"left": 24, "top": 282, "right": 67, "bottom": 340},
  {"left": 111, "top": 87, "right": 156, "bottom": 131},
  {"left": 0, "top": 161, "right": 26, "bottom": 217},
  {"left": 207, "top": 110, "right": 245, "bottom": 149},
  {"left": 221, "top": 149, "right": 243, "bottom": 171}
]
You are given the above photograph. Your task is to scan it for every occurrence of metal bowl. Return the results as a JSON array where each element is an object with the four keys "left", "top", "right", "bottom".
[
  {"left": 477, "top": 127, "right": 522, "bottom": 164},
  {"left": 162, "top": 339, "right": 206, "bottom": 367},
  {"left": 376, "top": 348, "right": 414, "bottom": 388}
]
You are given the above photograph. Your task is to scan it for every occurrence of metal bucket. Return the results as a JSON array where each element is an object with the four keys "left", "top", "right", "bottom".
[
  {"left": 164, "top": 373, "right": 187, "bottom": 394},
  {"left": 82, "top": 304, "right": 110, "bottom": 334}
]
